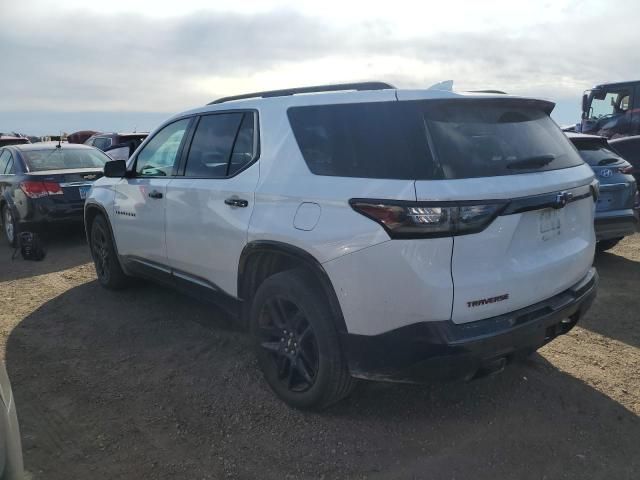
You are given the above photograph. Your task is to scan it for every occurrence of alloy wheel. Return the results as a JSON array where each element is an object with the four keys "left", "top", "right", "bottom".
[{"left": 257, "top": 296, "right": 319, "bottom": 392}]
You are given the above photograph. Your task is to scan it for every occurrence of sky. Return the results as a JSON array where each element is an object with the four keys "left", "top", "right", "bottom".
[{"left": 1, "top": 0, "right": 638, "bottom": 135}]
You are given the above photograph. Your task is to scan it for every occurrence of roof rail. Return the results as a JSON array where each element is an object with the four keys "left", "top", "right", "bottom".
[
  {"left": 467, "top": 89, "right": 508, "bottom": 94},
  {"left": 208, "top": 82, "right": 396, "bottom": 105}
]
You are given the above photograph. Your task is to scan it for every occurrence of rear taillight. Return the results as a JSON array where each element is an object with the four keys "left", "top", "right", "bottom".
[
  {"left": 618, "top": 165, "right": 635, "bottom": 174},
  {"left": 20, "top": 181, "right": 63, "bottom": 198},
  {"left": 350, "top": 199, "right": 507, "bottom": 238}
]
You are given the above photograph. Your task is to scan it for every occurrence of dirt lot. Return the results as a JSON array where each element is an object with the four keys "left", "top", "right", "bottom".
[{"left": 0, "top": 229, "right": 638, "bottom": 479}]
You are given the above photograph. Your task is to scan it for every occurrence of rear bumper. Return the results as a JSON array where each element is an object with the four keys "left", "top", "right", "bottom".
[
  {"left": 594, "top": 209, "right": 639, "bottom": 240},
  {"left": 15, "top": 199, "right": 84, "bottom": 233},
  {"left": 342, "top": 268, "right": 598, "bottom": 383}
]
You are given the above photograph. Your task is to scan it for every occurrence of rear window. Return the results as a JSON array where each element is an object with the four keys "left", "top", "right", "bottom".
[
  {"left": 574, "top": 144, "right": 624, "bottom": 166},
  {"left": 288, "top": 100, "right": 584, "bottom": 180},
  {"left": 22, "top": 148, "right": 109, "bottom": 172}
]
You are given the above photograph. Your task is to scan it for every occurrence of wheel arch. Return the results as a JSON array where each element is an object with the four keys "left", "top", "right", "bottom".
[
  {"left": 84, "top": 203, "right": 120, "bottom": 256},
  {"left": 238, "top": 241, "right": 348, "bottom": 333}
]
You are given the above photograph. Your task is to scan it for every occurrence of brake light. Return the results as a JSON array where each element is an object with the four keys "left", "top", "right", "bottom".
[
  {"left": 618, "top": 165, "right": 635, "bottom": 174},
  {"left": 20, "top": 181, "right": 63, "bottom": 198},
  {"left": 350, "top": 199, "right": 507, "bottom": 238}
]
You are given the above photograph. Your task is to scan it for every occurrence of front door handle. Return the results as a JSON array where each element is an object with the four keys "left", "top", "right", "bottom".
[
  {"left": 224, "top": 197, "right": 248, "bottom": 208},
  {"left": 148, "top": 190, "right": 163, "bottom": 199}
]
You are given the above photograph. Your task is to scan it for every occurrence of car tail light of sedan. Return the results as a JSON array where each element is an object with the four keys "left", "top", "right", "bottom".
[
  {"left": 618, "top": 165, "right": 635, "bottom": 175},
  {"left": 20, "top": 181, "right": 64, "bottom": 198},
  {"left": 349, "top": 199, "right": 507, "bottom": 238}
]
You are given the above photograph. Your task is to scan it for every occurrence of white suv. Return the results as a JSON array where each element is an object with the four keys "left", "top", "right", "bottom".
[{"left": 85, "top": 82, "right": 599, "bottom": 409}]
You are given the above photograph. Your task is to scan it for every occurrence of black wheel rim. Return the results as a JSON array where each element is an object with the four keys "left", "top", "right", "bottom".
[
  {"left": 257, "top": 296, "right": 319, "bottom": 393},
  {"left": 91, "top": 224, "right": 110, "bottom": 281}
]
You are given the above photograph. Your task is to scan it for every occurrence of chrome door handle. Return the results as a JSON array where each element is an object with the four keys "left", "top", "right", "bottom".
[
  {"left": 148, "top": 190, "right": 163, "bottom": 199},
  {"left": 224, "top": 198, "right": 248, "bottom": 208}
]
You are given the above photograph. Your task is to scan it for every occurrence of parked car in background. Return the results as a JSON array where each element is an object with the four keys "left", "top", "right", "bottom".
[
  {"left": 0, "top": 136, "right": 29, "bottom": 147},
  {"left": 0, "top": 362, "right": 24, "bottom": 480},
  {"left": 84, "top": 132, "right": 148, "bottom": 161},
  {"left": 67, "top": 130, "right": 99, "bottom": 144},
  {"left": 567, "top": 132, "right": 638, "bottom": 251},
  {"left": 0, "top": 143, "right": 109, "bottom": 246},
  {"left": 609, "top": 135, "right": 640, "bottom": 185},
  {"left": 85, "top": 82, "right": 598, "bottom": 409}
]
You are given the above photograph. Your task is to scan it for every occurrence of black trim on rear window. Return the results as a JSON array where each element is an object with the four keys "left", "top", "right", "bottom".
[{"left": 287, "top": 100, "right": 584, "bottom": 180}]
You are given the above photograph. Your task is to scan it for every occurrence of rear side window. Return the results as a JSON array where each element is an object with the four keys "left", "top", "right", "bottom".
[
  {"left": 0, "top": 150, "right": 9, "bottom": 173},
  {"left": 287, "top": 102, "right": 435, "bottom": 179},
  {"left": 184, "top": 112, "right": 256, "bottom": 178},
  {"left": 22, "top": 148, "right": 109, "bottom": 171},
  {"left": 92, "top": 137, "right": 112, "bottom": 150},
  {"left": 288, "top": 100, "right": 583, "bottom": 179}
]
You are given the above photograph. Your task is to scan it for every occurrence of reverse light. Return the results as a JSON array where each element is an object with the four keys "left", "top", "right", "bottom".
[
  {"left": 20, "top": 181, "right": 64, "bottom": 198},
  {"left": 350, "top": 199, "right": 507, "bottom": 238}
]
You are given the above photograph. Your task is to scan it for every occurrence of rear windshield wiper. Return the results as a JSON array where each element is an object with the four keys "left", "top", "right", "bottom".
[
  {"left": 597, "top": 157, "right": 620, "bottom": 166},
  {"left": 506, "top": 154, "right": 556, "bottom": 170}
]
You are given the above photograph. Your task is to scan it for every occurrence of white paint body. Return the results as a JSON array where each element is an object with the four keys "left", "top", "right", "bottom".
[{"left": 86, "top": 87, "right": 596, "bottom": 337}]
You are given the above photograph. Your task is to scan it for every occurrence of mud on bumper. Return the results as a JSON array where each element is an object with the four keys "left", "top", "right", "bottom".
[{"left": 342, "top": 268, "right": 598, "bottom": 383}]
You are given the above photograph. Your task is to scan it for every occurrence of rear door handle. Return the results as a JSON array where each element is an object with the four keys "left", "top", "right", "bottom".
[
  {"left": 224, "top": 197, "right": 248, "bottom": 208},
  {"left": 148, "top": 190, "right": 163, "bottom": 199}
]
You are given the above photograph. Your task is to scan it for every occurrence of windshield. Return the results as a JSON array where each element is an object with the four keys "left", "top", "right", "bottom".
[
  {"left": 587, "top": 90, "right": 631, "bottom": 120},
  {"left": 22, "top": 148, "right": 109, "bottom": 171},
  {"left": 575, "top": 145, "right": 624, "bottom": 166}
]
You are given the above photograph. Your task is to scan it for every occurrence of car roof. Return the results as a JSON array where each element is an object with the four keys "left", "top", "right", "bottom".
[
  {"left": 10, "top": 142, "right": 97, "bottom": 152},
  {"left": 177, "top": 86, "right": 553, "bottom": 120},
  {"left": 591, "top": 80, "right": 640, "bottom": 89}
]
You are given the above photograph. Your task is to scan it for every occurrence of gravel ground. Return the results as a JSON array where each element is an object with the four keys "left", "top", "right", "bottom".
[{"left": 0, "top": 229, "right": 638, "bottom": 479}]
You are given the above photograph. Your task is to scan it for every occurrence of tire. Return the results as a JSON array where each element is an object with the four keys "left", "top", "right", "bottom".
[
  {"left": 250, "top": 268, "right": 355, "bottom": 410},
  {"left": 2, "top": 204, "right": 17, "bottom": 247},
  {"left": 596, "top": 237, "right": 622, "bottom": 253},
  {"left": 90, "top": 215, "right": 129, "bottom": 289}
]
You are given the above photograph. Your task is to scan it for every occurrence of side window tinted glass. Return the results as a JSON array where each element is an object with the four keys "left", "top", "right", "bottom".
[
  {"left": 228, "top": 113, "right": 256, "bottom": 176},
  {"left": 4, "top": 155, "right": 14, "bottom": 174},
  {"left": 93, "top": 137, "right": 112, "bottom": 150},
  {"left": 0, "top": 151, "right": 9, "bottom": 174},
  {"left": 184, "top": 113, "right": 243, "bottom": 178},
  {"left": 136, "top": 119, "right": 190, "bottom": 177}
]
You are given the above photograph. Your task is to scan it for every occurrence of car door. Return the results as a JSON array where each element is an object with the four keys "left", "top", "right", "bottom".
[
  {"left": 165, "top": 111, "right": 259, "bottom": 296},
  {"left": 112, "top": 117, "right": 192, "bottom": 269}
]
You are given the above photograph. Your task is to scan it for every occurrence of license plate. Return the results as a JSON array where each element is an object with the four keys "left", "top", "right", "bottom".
[
  {"left": 596, "top": 193, "right": 613, "bottom": 210},
  {"left": 539, "top": 209, "right": 562, "bottom": 241},
  {"left": 79, "top": 186, "right": 91, "bottom": 200}
]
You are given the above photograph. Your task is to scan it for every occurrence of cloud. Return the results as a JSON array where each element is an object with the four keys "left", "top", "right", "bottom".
[{"left": 1, "top": 1, "right": 640, "bottom": 132}]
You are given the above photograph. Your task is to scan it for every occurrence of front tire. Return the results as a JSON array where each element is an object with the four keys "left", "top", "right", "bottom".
[
  {"left": 596, "top": 237, "right": 622, "bottom": 253},
  {"left": 90, "top": 215, "right": 129, "bottom": 289},
  {"left": 250, "top": 269, "right": 355, "bottom": 409},
  {"left": 2, "top": 204, "right": 17, "bottom": 247}
]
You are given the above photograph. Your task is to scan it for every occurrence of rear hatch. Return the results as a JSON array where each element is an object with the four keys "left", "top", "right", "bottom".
[
  {"left": 398, "top": 93, "right": 596, "bottom": 323},
  {"left": 569, "top": 135, "right": 636, "bottom": 212}
]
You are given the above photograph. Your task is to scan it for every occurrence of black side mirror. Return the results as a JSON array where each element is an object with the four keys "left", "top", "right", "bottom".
[{"left": 104, "top": 159, "right": 127, "bottom": 178}]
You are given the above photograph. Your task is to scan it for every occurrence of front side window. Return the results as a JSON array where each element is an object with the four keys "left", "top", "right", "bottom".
[{"left": 136, "top": 119, "right": 190, "bottom": 177}]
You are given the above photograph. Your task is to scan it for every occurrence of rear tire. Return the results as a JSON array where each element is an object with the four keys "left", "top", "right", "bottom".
[
  {"left": 1, "top": 204, "right": 17, "bottom": 248},
  {"left": 596, "top": 237, "right": 622, "bottom": 253},
  {"left": 250, "top": 268, "right": 355, "bottom": 410},
  {"left": 90, "top": 215, "right": 129, "bottom": 289}
]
